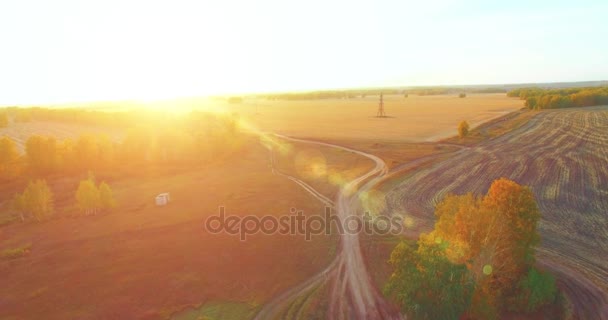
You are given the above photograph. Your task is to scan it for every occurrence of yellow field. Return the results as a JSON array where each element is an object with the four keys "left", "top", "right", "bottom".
[{"left": 225, "top": 94, "right": 523, "bottom": 141}]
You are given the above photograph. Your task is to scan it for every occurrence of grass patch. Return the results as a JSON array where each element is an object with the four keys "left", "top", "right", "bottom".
[
  {"left": 172, "top": 301, "right": 258, "bottom": 320},
  {"left": 1, "top": 243, "right": 31, "bottom": 260}
]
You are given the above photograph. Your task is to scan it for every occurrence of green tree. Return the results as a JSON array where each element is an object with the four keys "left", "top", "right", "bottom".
[
  {"left": 99, "top": 182, "right": 116, "bottom": 211},
  {"left": 76, "top": 177, "right": 100, "bottom": 215},
  {"left": 23, "top": 180, "right": 54, "bottom": 221},
  {"left": 458, "top": 120, "right": 470, "bottom": 138},
  {"left": 510, "top": 267, "right": 557, "bottom": 312},
  {"left": 385, "top": 240, "right": 474, "bottom": 320},
  {"left": 525, "top": 97, "right": 538, "bottom": 109}
]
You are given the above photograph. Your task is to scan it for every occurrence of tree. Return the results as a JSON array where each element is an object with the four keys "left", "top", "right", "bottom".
[
  {"left": 0, "top": 136, "right": 20, "bottom": 180},
  {"left": 75, "top": 134, "right": 100, "bottom": 172},
  {"left": 458, "top": 120, "right": 470, "bottom": 138},
  {"left": 524, "top": 97, "right": 538, "bottom": 109},
  {"left": 25, "top": 135, "right": 59, "bottom": 175},
  {"left": 76, "top": 177, "right": 100, "bottom": 215},
  {"left": 99, "top": 182, "right": 116, "bottom": 211},
  {"left": 386, "top": 178, "right": 548, "bottom": 319},
  {"left": 22, "top": 180, "right": 54, "bottom": 221},
  {"left": 0, "top": 111, "right": 8, "bottom": 127},
  {"left": 385, "top": 240, "right": 474, "bottom": 320},
  {"left": 510, "top": 267, "right": 557, "bottom": 312}
]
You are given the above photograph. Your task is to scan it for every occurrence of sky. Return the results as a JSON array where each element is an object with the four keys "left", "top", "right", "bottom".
[{"left": 0, "top": 0, "right": 607, "bottom": 105}]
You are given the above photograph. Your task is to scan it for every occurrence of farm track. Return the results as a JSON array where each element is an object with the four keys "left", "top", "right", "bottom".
[
  {"left": 385, "top": 106, "right": 608, "bottom": 319},
  {"left": 254, "top": 134, "right": 401, "bottom": 320}
]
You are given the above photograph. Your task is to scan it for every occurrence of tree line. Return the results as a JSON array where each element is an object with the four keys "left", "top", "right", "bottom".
[
  {"left": 1, "top": 106, "right": 200, "bottom": 128},
  {"left": 0, "top": 111, "right": 244, "bottom": 180},
  {"left": 385, "top": 178, "right": 559, "bottom": 319},
  {"left": 257, "top": 89, "right": 400, "bottom": 101},
  {"left": 507, "top": 86, "right": 608, "bottom": 109},
  {"left": 0, "top": 109, "right": 245, "bottom": 223}
]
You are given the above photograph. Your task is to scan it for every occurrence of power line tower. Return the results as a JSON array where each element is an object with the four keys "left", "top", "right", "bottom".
[{"left": 376, "top": 93, "right": 387, "bottom": 117}]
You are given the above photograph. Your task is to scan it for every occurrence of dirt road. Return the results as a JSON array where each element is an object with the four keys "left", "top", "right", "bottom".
[{"left": 254, "top": 134, "right": 401, "bottom": 320}]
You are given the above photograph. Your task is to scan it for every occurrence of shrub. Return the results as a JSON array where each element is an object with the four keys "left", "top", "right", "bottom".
[{"left": 458, "top": 120, "right": 470, "bottom": 138}]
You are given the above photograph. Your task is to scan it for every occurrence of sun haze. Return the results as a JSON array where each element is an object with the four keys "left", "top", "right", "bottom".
[
  {"left": 0, "top": 0, "right": 607, "bottom": 105},
  {"left": 1, "top": 1, "right": 608, "bottom": 319}
]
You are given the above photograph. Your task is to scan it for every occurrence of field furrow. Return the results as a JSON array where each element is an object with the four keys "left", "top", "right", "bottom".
[{"left": 386, "top": 106, "right": 608, "bottom": 318}]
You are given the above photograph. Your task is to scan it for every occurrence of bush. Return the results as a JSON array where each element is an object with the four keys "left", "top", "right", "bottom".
[{"left": 458, "top": 120, "right": 470, "bottom": 138}]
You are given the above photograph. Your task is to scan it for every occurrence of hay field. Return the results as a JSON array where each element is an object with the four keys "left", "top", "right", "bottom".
[{"left": 225, "top": 94, "right": 523, "bottom": 141}]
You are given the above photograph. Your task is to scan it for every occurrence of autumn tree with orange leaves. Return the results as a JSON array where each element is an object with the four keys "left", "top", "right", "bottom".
[{"left": 386, "top": 178, "right": 557, "bottom": 319}]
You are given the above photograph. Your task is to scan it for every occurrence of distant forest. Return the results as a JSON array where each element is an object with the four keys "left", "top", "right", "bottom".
[
  {"left": 251, "top": 87, "right": 506, "bottom": 101},
  {"left": 507, "top": 87, "right": 608, "bottom": 109}
]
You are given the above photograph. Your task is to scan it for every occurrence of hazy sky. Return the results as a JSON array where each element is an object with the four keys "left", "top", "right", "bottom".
[{"left": 1, "top": 0, "right": 607, "bottom": 104}]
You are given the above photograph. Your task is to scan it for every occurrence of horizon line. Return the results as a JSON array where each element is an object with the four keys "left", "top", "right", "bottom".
[{"left": 2, "top": 79, "right": 607, "bottom": 108}]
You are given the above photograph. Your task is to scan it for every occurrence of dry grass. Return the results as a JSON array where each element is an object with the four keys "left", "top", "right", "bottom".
[
  {"left": 225, "top": 94, "right": 523, "bottom": 141},
  {"left": 0, "top": 141, "right": 337, "bottom": 320}
]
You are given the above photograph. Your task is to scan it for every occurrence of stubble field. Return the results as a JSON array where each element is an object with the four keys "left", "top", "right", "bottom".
[
  {"left": 384, "top": 106, "right": 608, "bottom": 319},
  {"left": 225, "top": 94, "right": 523, "bottom": 141}
]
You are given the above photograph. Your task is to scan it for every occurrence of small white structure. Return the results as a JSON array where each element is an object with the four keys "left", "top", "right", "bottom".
[{"left": 155, "top": 193, "right": 171, "bottom": 206}]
